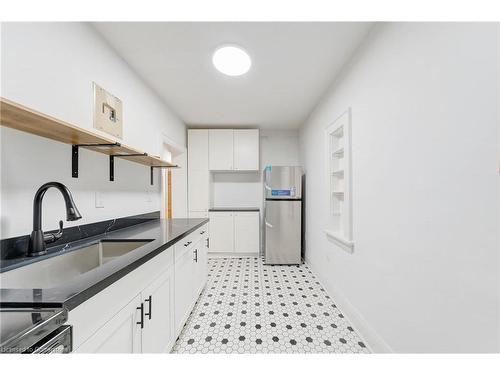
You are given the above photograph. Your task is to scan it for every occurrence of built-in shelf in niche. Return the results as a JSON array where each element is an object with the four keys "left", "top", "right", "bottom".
[
  {"left": 0, "top": 97, "right": 177, "bottom": 184},
  {"left": 325, "top": 109, "right": 353, "bottom": 252},
  {"left": 332, "top": 147, "right": 344, "bottom": 157},
  {"left": 331, "top": 169, "right": 344, "bottom": 177}
]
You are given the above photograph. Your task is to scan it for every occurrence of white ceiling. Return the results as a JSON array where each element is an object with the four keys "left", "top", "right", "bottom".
[{"left": 93, "top": 22, "right": 372, "bottom": 129}]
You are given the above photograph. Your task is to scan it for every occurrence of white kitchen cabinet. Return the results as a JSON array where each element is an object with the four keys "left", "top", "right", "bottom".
[
  {"left": 173, "top": 224, "right": 209, "bottom": 337},
  {"left": 70, "top": 224, "right": 209, "bottom": 353},
  {"left": 188, "top": 129, "right": 209, "bottom": 170},
  {"left": 174, "top": 243, "right": 195, "bottom": 336},
  {"left": 188, "top": 129, "right": 209, "bottom": 215},
  {"left": 193, "top": 230, "right": 209, "bottom": 296},
  {"left": 208, "top": 211, "right": 234, "bottom": 253},
  {"left": 234, "top": 212, "right": 260, "bottom": 253},
  {"left": 75, "top": 294, "right": 143, "bottom": 353},
  {"left": 209, "top": 129, "right": 234, "bottom": 170},
  {"left": 141, "top": 269, "right": 175, "bottom": 353},
  {"left": 234, "top": 129, "right": 259, "bottom": 171},
  {"left": 209, "top": 211, "right": 260, "bottom": 254},
  {"left": 75, "top": 265, "right": 176, "bottom": 354},
  {"left": 188, "top": 169, "right": 209, "bottom": 213}
]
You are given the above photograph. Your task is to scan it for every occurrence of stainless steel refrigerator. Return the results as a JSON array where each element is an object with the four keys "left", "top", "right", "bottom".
[{"left": 263, "top": 166, "right": 303, "bottom": 265}]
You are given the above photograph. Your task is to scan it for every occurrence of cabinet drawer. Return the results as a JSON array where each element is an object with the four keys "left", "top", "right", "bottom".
[
  {"left": 175, "top": 232, "right": 197, "bottom": 256},
  {"left": 195, "top": 224, "right": 208, "bottom": 238}
]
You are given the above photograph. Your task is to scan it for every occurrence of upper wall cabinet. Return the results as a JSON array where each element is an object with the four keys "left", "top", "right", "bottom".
[
  {"left": 234, "top": 129, "right": 259, "bottom": 171},
  {"left": 208, "top": 129, "right": 259, "bottom": 171},
  {"left": 209, "top": 129, "right": 234, "bottom": 170},
  {"left": 188, "top": 129, "right": 209, "bottom": 170}
]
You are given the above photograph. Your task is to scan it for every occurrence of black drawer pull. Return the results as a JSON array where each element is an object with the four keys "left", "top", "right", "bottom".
[
  {"left": 137, "top": 303, "right": 144, "bottom": 329},
  {"left": 184, "top": 241, "right": 192, "bottom": 247},
  {"left": 193, "top": 248, "right": 198, "bottom": 262},
  {"left": 200, "top": 231, "right": 205, "bottom": 235},
  {"left": 145, "top": 296, "right": 152, "bottom": 320}
]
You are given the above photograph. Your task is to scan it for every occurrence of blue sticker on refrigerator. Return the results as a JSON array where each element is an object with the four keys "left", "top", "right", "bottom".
[{"left": 271, "top": 189, "right": 291, "bottom": 196}]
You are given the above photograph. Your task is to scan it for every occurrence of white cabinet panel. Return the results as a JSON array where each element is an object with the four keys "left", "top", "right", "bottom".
[
  {"left": 208, "top": 212, "right": 234, "bottom": 252},
  {"left": 209, "top": 129, "right": 234, "bottom": 170},
  {"left": 174, "top": 246, "right": 195, "bottom": 336},
  {"left": 234, "top": 212, "right": 260, "bottom": 253},
  {"left": 188, "top": 169, "right": 209, "bottom": 212},
  {"left": 234, "top": 129, "right": 259, "bottom": 171},
  {"left": 141, "top": 269, "right": 175, "bottom": 353},
  {"left": 75, "top": 294, "right": 142, "bottom": 353},
  {"left": 188, "top": 129, "right": 209, "bottom": 170},
  {"left": 194, "top": 233, "right": 208, "bottom": 296}
]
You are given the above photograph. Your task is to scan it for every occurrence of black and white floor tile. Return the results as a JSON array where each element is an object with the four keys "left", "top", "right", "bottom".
[{"left": 172, "top": 257, "right": 370, "bottom": 354}]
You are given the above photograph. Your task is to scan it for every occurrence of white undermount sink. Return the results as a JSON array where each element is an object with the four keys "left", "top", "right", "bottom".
[{"left": 0, "top": 240, "right": 153, "bottom": 289}]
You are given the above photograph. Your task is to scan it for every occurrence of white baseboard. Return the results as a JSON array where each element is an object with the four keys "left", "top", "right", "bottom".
[{"left": 305, "top": 258, "right": 393, "bottom": 353}]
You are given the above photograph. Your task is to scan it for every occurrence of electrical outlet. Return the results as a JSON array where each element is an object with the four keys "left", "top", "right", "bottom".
[{"left": 95, "top": 192, "right": 104, "bottom": 208}]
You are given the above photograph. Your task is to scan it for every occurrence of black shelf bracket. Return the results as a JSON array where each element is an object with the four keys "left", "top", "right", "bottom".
[
  {"left": 109, "top": 153, "right": 148, "bottom": 181},
  {"left": 150, "top": 165, "right": 179, "bottom": 185},
  {"left": 72, "top": 142, "right": 120, "bottom": 178}
]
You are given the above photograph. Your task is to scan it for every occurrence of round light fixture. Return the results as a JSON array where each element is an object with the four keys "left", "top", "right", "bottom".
[{"left": 212, "top": 45, "right": 252, "bottom": 76}]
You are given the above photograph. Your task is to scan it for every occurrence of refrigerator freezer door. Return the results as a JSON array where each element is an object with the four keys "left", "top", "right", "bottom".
[
  {"left": 264, "top": 200, "right": 301, "bottom": 264},
  {"left": 264, "top": 166, "right": 302, "bottom": 199}
]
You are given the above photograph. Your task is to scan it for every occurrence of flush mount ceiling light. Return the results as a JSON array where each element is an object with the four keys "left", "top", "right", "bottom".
[{"left": 212, "top": 45, "right": 252, "bottom": 76}]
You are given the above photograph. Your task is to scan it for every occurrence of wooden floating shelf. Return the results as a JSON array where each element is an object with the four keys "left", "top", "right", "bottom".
[
  {"left": 1, "top": 97, "right": 177, "bottom": 184},
  {"left": 0, "top": 97, "right": 176, "bottom": 168}
]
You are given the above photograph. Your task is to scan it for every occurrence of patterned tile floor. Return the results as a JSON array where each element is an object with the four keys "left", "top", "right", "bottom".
[{"left": 172, "top": 257, "right": 370, "bottom": 354}]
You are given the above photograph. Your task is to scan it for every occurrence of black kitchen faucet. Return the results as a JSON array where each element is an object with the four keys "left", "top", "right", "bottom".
[{"left": 27, "top": 182, "right": 82, "bottom": 257}]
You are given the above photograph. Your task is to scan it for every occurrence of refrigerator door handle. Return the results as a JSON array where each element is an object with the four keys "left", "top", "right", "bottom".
[{"left": 265, "top": 221, "right": 273, "bottom": 228}]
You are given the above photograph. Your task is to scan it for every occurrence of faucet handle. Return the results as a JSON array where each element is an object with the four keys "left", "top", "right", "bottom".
[{"left": 44, "top": 220, "right": 64, "bottom": 244}]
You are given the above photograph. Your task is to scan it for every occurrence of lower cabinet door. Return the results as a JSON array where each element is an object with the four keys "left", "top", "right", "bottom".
[
  {"left": 75, "top": 294, "right": 143, "bottom": 353},
  {"left": 234, "top": 212, "right": 260, "bottom": 253},
  {"left": 141, "top": 267, "right": 175, "bottom": 353},
  {"left": 174, "top": 247, "right": 195, "bottom": 336},
  {"left": 208, "top": 212, "right": 234, "bottom": 252},
  {"left": 193, "top": 238, "right": 208, "bottom": 296}
]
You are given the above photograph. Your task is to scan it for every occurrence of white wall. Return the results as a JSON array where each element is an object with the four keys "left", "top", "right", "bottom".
[
  {"left": 260, "top": 129, "right": 301, "bottom": 167},
  {"left": 210, "top": 129, "right": 300, "bottom": 208},
  {"left": 299, "top": 23, "right": 499, "bottom": 353},
  {"left": 0, "top": 23, "right": 186, "bottom": 238}
]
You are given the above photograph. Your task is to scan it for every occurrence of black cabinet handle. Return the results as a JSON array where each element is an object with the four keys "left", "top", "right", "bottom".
[
  {"left": 200, "top": 231, "right": 205, "bottom": 235},
  {"left": 206, "top": 238, "right": 209, "bottom": 248},
  {"left": 137, "top": 303, "right": 144, "bottom": 329},
  {"left": 193, "top": 248, "right": 198, "bottom": 262},
  {"left": 145, "top": 296, "right": 152, "bottom": 320},
  {"left": 184, "top": 241, "right": 192, "bottom": 247}
]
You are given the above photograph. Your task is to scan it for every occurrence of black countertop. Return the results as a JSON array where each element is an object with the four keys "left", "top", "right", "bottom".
[
  {"left": 209, "top": 207, "right": 260, "bottom": 212},
  {"left": 0, "top": 218, "right": 208, "bottom": 311}
]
